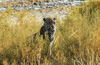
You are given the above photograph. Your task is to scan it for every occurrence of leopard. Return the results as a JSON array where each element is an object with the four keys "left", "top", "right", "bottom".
[
  {"left": 34, "top": 17, "right": 56, "bottom": 46},
  {"left": 26, "top": 17, "right": 56, "bottom": 62},
  {"left": 27, "top": 17, "right": 56, "bottom": 47}
]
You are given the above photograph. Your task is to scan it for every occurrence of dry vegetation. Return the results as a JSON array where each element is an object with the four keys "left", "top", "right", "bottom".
[{"left": 0, "top": 0, "right": 100, "bottom": 65}]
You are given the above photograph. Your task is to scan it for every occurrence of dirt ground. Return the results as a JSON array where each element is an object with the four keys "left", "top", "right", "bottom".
[
  {"left": 10, "top": 6, "right": 69, "bottom": 26},
  {"left": 34, "top": 6, "right": 68, "bottom": 22}
]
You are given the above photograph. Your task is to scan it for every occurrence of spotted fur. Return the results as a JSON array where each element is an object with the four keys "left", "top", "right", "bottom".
[
  {"left": 35, "top": 17, "right": 56, "bottom": 47},
  {"left": 27, "top": 17, "right": 56, "bottom": 48}
]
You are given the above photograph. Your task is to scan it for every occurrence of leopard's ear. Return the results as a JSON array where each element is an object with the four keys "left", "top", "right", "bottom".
[
  {"left": 43, "top": 18, "right": 46, "bottom": 22},
  {"left": 53, "top": 18, "right": 56, "bottom": 20}
]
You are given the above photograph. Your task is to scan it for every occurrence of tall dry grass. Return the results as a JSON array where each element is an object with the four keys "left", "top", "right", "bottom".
[{"left": 0, "top": 0, "right": 100, "bottom": 65}]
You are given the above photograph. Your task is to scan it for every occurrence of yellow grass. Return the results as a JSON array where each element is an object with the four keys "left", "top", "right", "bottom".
[{"left": 0, "top": 0, "right": 100, "bottom": 65}]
